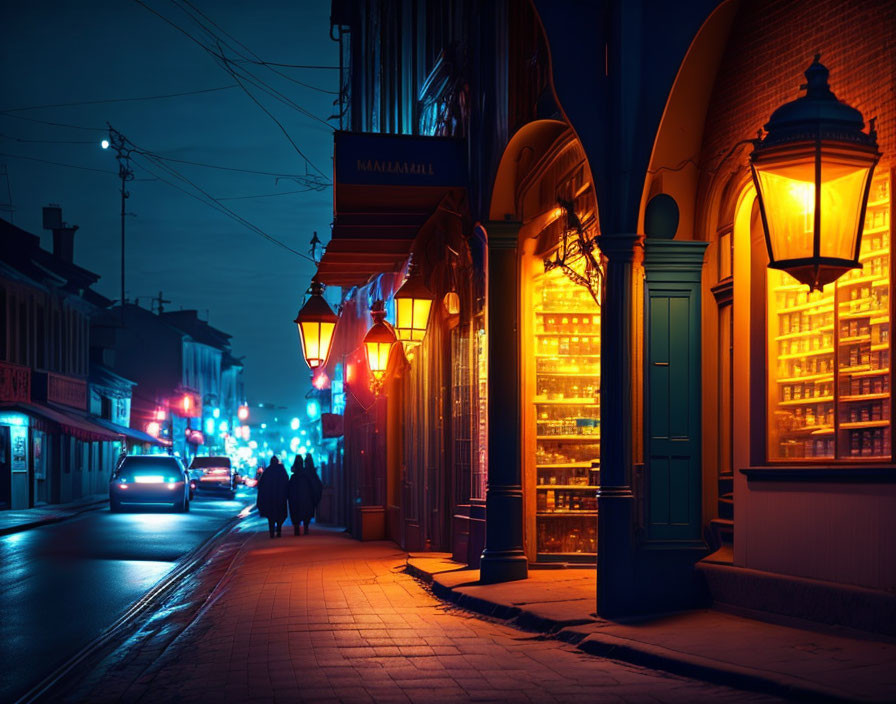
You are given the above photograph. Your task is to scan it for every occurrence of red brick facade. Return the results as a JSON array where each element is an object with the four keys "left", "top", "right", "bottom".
[{"left": 698, "top": 0, "right": 895, "bottom": 192}]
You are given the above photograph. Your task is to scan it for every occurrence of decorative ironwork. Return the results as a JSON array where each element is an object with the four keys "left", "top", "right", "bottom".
[{"left": 543, "top": 198, "right": 604, "bottom": 307}]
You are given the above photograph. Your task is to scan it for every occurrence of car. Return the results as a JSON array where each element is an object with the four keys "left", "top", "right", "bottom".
[
  {"left": 110, "top": 455, "right": 192, "bottom": 512},
  {"left": 189, "top": 456, "right": 239, "bottom": 498}
]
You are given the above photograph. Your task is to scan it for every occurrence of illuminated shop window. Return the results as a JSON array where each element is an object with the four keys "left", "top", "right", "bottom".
[
  {"left": 472, "top": 318, "right": 487, "bottom": 500},
  {"left": 533, "top": 263, "right": 600, "bottom": 558},
  {"left": 768, "top": 172, "right": 891, "bottom": 460}
]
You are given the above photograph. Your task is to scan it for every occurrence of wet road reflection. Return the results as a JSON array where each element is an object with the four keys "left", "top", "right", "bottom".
[{"left": 0, "top": 488, "right": 254, "bottom": 702}]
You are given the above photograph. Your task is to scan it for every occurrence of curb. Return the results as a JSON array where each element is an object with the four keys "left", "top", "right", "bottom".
[
  {"left": 573, "top": 632, "right": 859, "bottom": 704},
  {"left": 0, "top": 499, "right": 109, "bottom": 536},
  {"left": 406, "top": 558, "right": 880, "bottom": 704},
  {"left": 14, "top": 505, "right": 254, "bottom": 704}
]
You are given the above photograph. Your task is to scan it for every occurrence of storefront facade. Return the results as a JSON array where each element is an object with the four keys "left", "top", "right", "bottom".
[
  {"left": 536, "top": 0, "right": 896, "bottom": 624},
  {"left": 322, "top": 0, "right": 894, "bottom": 628}
]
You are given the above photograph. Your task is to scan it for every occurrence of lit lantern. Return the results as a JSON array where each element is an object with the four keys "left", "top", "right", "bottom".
[
  {"left": 237, "top": 404, "right": 249, "bottom": 421},
  {"left": 443, "top": 291, "right": 460, "bottom": 316},
  {"left": 393, "top": 262, "right": 434, "bottom": 353},
  {"left": 363, "top": 300, "right": 397, "bottom": 393},
  {"left": 294, "top": 280, "right": 338, "bottom": 370},
  {"left": 750, "top": 55, "right": 880, "bottom": 291},
  {"left": 146, "top": 421, "right": 161, "bottom": 437}
]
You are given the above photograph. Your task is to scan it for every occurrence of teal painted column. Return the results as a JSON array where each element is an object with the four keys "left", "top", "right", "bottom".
[
  {"left": 643, "top": 240, "right": 708, "bottom": 546},
  {"left": 596, "top": 233, "right": 640, "bottom": 617},
  {"left": 480, "top": 221, "right": 528, "bottom": 584}
]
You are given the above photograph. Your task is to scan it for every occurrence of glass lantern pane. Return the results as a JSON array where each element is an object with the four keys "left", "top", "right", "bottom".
[
  {"left": 318, "top": 322, "right": 335, "bottom": 365},
  {"left": 299, "top": 321, "right": 322, "bottom": 366},
  {"left": 755, "top": 160, "right": 816, "bottom": 262},
  {"left": 366, "top": 340, "right": 391, "bottom": 376},
  {"left": 395, "top": 299, "right": 413, "bottom": 338},
  {"left": 819, "top": 160, "right": 872, "bottom": 259},
  {"left": 412, "top": 299, "right": 432, "bottom": 336}
]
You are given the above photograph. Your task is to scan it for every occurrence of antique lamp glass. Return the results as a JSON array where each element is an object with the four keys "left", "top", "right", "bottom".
[
  {"left": 364, "top": 300, "right": 397, "bottom": 392},
  {"left": 750, "top": 55, "right": 880, "bottom": 291},
  {"left": 393, "top": 262, "right": 434, "bottom": 353},
  {"left": 294, "top": 280, "right": 338, "bottom": 370}
]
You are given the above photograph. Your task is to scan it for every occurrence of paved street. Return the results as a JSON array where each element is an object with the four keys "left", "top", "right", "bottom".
[
  {"left": 66, "top": 523, "right": 781, "bottom": 704},
  {"left": 0, "top": 487, "right": 255, "bottom": 703}
]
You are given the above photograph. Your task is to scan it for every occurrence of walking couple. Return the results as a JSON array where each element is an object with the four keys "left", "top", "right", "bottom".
[{"left": 256, "top": 454, "right": 323, "bottom": 538}]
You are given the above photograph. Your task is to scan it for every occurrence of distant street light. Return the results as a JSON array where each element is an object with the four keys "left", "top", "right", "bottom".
[{"left": 101, "top": 139, "right": 110, "bottom": 150}]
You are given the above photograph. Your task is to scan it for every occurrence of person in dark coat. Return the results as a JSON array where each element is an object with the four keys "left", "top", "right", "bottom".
[
  {"left": 288, "top": 454, "right": 324, "bottom": 535},
  {"left": 256, "top": 455, "right": 288, "bottom": 538}
]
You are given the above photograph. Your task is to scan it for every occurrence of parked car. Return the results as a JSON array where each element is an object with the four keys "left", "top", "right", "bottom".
[
  {"left": 189, "top": 456, "right": 239, "bottom": 498},
  {"left": 110, "top": 455, "right": 192, "bottom": 512}
]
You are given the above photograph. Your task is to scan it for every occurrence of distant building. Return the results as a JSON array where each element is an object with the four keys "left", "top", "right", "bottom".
[
  {"left": 0, "top": 211, "right": 144, "bottom": 508},
  {"left": 93, "top": 305, "right": 246, "bottom": 463}
]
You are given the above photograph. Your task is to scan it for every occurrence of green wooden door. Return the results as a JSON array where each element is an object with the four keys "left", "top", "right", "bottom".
[{"left": 644, "top": 240, "right": 707, "bottom": 544}]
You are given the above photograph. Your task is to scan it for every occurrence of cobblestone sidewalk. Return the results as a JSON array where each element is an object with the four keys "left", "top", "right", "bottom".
[{"left": 63, "top": 523, "right": 780, "bottom": 703}]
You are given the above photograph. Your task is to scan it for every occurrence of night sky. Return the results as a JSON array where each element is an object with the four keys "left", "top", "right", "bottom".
[{"left": 1, "top": 0, "right": 336, "bottom": 411}]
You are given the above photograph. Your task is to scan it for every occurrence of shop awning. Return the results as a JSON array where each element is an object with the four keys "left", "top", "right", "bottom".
[
  {"left": 88, "top": 417, "right": 171, "bottom": 446},
  {"left": 0, "top": 402, "right": 122, "bottom": 442},
  {"left": 316, "top": 212, "right": 431, "bottom": 287},
  {"left": 317, "top": 131, "right": 467, "bottom": 288}
]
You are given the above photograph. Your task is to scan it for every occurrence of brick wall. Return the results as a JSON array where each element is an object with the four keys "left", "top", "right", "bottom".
[{"left": 698, "top": 0, "right": 895, "bottom": 181}]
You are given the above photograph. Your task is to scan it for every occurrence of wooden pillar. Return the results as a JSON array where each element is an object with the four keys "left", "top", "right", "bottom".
[{"left": 480, "top": 221, "right": 528, "bottom": 583}]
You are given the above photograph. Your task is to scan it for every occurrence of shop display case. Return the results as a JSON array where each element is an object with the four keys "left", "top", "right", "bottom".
[
  {"left": 768, "top": 172, "right": 891, "bottom": 460},
  {"left": 532, "top": 268, "right": 600, "bottom": 560}
]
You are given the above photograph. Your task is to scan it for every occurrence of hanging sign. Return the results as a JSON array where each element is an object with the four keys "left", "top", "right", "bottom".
[
  {"left": 335, "top": 131, "right": 467, "bottom": 188},
  {"left": 321, "top": 413, "right": 344, "bottom": 438}
]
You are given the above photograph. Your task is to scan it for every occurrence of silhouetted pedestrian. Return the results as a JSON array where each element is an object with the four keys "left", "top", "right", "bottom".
[
  {"left": 256, "top": 455, "right": 288, "bottom": 538},
  {"left": 288, "top": 454, "right": 323, "bottom": 535}
]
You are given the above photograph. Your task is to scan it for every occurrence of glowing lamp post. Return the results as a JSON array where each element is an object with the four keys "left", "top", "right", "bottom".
[
  {"left": 295, "top": 280, "right": 338, "bottom": 371},
  {"left": 393, "top": 262, "right": 434, "bottom": 355},
  {"left": 750, "top": 55, "right": 880, "bottom": 291},
  {"left": 364, "top": 300, "right": 397, "bottom": 394}
]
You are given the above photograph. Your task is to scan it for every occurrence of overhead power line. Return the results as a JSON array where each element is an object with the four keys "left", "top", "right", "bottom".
[
  {"left": 174, "top": 0, "right": 338, "bottom": 94},
  {"left": 0, "top": 151, "right": 117, "bottom": 175},
  {"left": 0, "top": 85, "right": 239, "bottom": 114},
  {"left": 0, "top": 113, "right": 105, "bottom": 131},
  {"left": 216, "top": 188, "right": 318, "bottom": 201},
  {"left": 131, "top": 149, "right": 328, "bottom": 186},
  {"left": 128, "top": 146, "right": 315, "bottom": 262},
  {"left": 234, "top": 60, "right": 338, "bottom": 70},
  {"left": 0, "top": 133, "right": 96, "bottom": 145},
  {"left": 130, "top": 0, "right": 332, "bottom": 179}
]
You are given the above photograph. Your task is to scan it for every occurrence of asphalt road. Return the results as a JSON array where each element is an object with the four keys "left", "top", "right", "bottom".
[{"left": 0, "top": 486, "right": 256, "bottom": 703}]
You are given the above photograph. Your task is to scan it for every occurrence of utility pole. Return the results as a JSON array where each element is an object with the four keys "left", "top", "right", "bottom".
[
  {"left": 154, "top": 291, "right": 171, "bottom": 315},
  {"left": 102, "top": 125, "right": 134, "bottom": 323}
]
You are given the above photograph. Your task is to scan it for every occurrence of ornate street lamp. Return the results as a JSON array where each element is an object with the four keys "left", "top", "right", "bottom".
[
  {"left": 750, "top": 55, "right": 880, "bottom": 291},
  {"left": 393, "top": 260, "right": 434, "bottom": 355},
  {"left": 364, "top": 300, "right": 397, "bottom": 394},
  {"left": 294, "top": 280, "right": 338, "bottom": 371}
]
